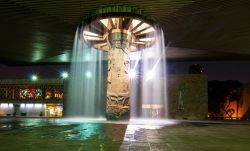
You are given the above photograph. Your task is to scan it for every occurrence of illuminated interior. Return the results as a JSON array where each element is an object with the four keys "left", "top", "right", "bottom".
[{"left": 46, "top": 104, "right": 63, "bottom": 117}]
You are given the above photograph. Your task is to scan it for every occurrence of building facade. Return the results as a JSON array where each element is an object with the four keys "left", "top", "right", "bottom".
[
  {"left": 0, "top": 75, "right": 209, "bottom": 120},
  {"left": 0, "top": 79, "right": 64, "bottom": 117}
]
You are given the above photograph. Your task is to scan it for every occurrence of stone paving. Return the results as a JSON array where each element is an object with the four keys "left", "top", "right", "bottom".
[
  {"left": 0, "top": 118, "right": 250, "bottom": 151},
  {"left": 120, "top": 121, "right": 250, "bottom": 151}
]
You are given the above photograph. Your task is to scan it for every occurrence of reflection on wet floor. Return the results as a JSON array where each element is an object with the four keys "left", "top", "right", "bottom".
[
  {"left": 120, "top": 120, "right": 250, "bottom": 151},
  {"left": 0, "top": 118, "right": 250, "bottom": 151},
  {"left": 64, "top": 123, "right": 104, "bottom": 140},
  {"left": 0, "top": 118, "right": 127, "bottom": 151}
]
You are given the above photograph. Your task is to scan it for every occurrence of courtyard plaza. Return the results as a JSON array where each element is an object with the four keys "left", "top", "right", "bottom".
[{"left": 0, "top": 118, "right": 249, "bottom": 151}]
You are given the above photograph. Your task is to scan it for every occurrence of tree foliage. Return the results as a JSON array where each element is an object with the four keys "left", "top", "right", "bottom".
[{"left": 208, "top": 80, "right": 242, "bottom": 117}]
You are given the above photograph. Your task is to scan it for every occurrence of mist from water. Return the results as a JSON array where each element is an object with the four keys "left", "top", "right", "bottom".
[
  {"left": 65, "top": 26, "right": 107, "bottom": 118},
  {"left": 130, "top": 27, "right": 168, "bottom": 119}
]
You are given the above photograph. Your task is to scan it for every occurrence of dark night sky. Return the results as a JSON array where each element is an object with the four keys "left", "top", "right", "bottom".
[
  {"left": 0, "top": 61, "right": 250, "bottom": 83},
  {"left": 168, "top": 61, "right": 250, "bottom": 83},
  {"left": 0, "top": 64, "right": 69, "bottom": 80}
]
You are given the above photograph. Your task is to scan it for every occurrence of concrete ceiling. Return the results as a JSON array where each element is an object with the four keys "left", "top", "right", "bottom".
[{"left": 0, "top": 0, "right": 250, "bottom": 65}]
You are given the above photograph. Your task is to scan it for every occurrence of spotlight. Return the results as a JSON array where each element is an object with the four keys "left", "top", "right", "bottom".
[
  {"left": 61, "top": 71, "right": 69, "bottom": 79},
  {"left": 128, "top": 70, "right": 137, "bottom": 79},
  {"left": 84, "top": 53, "right": 92, "bottom": 61},
  {"left": 31, "top": 74, "right": 38, "bottom": 81},
  {"left": 146, "top": 71, "right": 155, "bottom": 81},
  {"left": 85, "top": 71, "right": 92, "bottom": 78},
  {"left": 20, "top": 104, "right": 25, "bottom": 108},
  {"left": 0, "top": 103, "right": 8, "bottom": 108}
]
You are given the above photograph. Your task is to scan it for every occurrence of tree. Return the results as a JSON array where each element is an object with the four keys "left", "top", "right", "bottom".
[
  {"left": 208, "top": 80, "right": 242, "bottom": 119},
  {"left": 189, "top": 64, "right": 203, "bottom": 74}
]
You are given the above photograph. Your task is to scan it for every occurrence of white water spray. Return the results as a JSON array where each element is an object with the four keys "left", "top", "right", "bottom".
[
  {"left": 130, "top": 28, "right": 168, "bottom": 119},
  {"left": 65, "top": 27, "right": 107, "bottom": 118}
]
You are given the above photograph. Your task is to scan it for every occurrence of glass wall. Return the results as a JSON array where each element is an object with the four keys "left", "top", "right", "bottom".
[
  {"left": 45, "top": 104, "right": 63, "bottom": 117},
  {"left": 0, "top": 103, "right": 63, "bottom": 117}
]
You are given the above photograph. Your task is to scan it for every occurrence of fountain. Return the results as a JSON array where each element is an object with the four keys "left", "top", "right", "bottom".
[
  {"left": 130, "top": 29, "right": 168, "bottom": 119},
  {"left": 65, "top": 6, "right": 168, "bottom": 120},
  {"left": 64, "top": 27, "right": 107, "bottom": 118}
]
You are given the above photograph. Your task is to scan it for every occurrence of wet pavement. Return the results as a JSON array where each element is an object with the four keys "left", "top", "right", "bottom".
[
  {"left": 0, "top": 118, "right": 126, "bottom": 151},
  {"left": 120, "top": 120, "right": 250, "bottom": 151},
  {"left": 0, "top": 118, "right": 250, "bottom": 151}
]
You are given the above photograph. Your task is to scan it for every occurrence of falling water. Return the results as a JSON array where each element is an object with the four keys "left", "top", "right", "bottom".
[
  {"left": 65, "top": 26, "right": 107, "bottom": 118},
  {"left": 130, "top": 27, "right": 168, "bottom": 119},
  {"left": 65, "top": 19, "right": 167, "bottom": 119}
]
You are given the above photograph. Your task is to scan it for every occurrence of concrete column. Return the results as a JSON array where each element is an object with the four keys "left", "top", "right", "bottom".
[{"left": 106, "top": 32, "right": 131, "bottom": 118}]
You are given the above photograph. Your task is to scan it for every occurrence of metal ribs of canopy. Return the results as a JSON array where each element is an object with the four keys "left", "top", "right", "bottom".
[{"left": 83, "top": 17, "right": 156, "bottom": 52}]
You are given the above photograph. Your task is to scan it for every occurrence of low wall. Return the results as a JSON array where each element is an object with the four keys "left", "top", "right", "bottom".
[{"left": 168, "top": 74, "right": 208, "bottom": 120}]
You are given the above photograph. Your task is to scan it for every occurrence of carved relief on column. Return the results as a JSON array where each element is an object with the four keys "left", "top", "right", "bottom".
[{"left": 106, "top": 43, "right": 130, "bottom": 118}]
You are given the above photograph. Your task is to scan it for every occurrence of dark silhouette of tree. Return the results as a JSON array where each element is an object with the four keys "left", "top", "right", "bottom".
[
  {"left": 208, "top": 80, "right": 242, "bottom": 119},
  {"left": 225, "top": 80, "right": 242, "bottom": 119},
  {"left": 189, "top": 64, "right": 203, "bottom": 74},
  {"left": 208, "top": 81, "right": 227, "bottom": 118}
]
